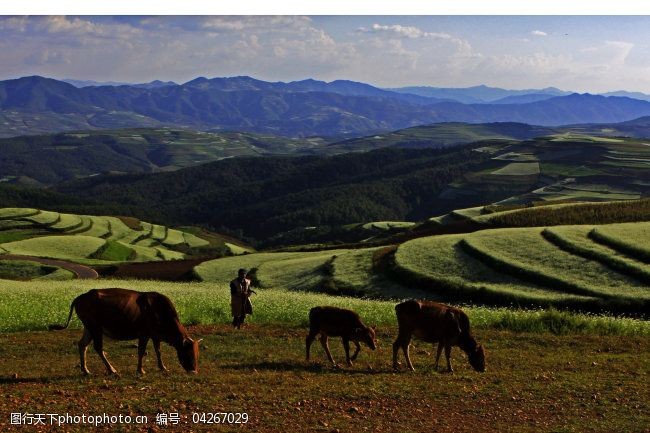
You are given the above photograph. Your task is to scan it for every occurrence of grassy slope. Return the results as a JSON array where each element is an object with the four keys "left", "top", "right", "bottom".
[
  {"left": 464, "top": 228, "right": 650, "bottom": 301},
  {"left": 196, "top": 248, "right": 410, "bottom": 298},
  {"left": 0, "top": 260, "right": 57, "bottom": 280},
  {"left": 0, "top": 128, "right": 320, "bottom": 184},
  {"left": 1, "top": 279, "right": 649, "bottom": 335},
  {"left": 0, "top": 208, "right": 218, "bottom": 264},
  {"left": 394, "top": 235, "right": 591, "bottom": 304},
  {"left": 0, "top": 236, "right": 106, "bottom": 260},
  {"left": 590, "top": 222, "right": 650, "bottom": 263},
  {"left": 542, "top": 225, "right": 650, "bottom": 283}
]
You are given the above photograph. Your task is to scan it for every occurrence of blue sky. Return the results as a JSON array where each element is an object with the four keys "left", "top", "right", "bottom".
[{"left": 1, "top": 16, "right": 650, "bottom": 92}]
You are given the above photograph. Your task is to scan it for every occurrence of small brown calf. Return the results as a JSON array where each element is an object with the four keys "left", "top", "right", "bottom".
[{"left": 306, "top": 306, "right": 377, "bottom": 367}]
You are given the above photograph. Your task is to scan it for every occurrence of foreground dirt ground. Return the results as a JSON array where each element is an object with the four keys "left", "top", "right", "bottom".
[{"left": 0, "top": 325, "right": 648, "bottom": 432}]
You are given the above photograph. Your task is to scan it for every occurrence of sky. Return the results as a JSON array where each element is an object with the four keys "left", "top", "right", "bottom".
[{"left": 1, "top": 15, "right": 650, "bottom": 93}]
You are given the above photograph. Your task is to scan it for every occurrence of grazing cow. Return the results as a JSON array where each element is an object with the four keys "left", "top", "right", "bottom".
[
  {"left": 392, "top": 300, "right": 485, "bottom": 373},
  {"left": 306, "top": 306, "right": 377, "bottom": 367},
  {"left": 49, "top": 288, "right": 201, "bottom": 375}
]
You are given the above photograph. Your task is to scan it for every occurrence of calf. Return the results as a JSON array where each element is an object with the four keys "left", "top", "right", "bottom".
[
  {"left": 306, "top": 306, "right": 377, "bottom": 367},
  {"left": 392, "top": 300, "right": 485, "bottom": 372},
  {"left": 50, "top": 288, "right": 201, "bottom": 375}
]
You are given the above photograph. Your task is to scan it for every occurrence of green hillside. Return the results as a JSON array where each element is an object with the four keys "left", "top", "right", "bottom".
[
  {"left": 329, "top": 122, "right": 555, "bottom": 152},
  {"left": 391, "top": 222, "right": 650, "bottom": 314},
  {"left": 0, "top": 207, "right": 238, "bottom": 266},
  {"left": 0, "top": 128, "right": 326, "bottom": 185},
  {"left": 193, "top": 219, "right": 650, "bottom": 315},
  {"left": 46, "top": 134, "right": 648, "bottom": 246}
]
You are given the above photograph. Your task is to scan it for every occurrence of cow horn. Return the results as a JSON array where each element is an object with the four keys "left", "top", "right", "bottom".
[
  {"left": 184, "top": 337, "right": 193, "bottom": 345},
  {"left": 196, "top": 338, "right": 204, "bottom": 344}
]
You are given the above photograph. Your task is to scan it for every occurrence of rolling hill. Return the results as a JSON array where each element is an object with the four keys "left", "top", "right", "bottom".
[
  {"left": 0, "top": 128, "right": 326, "bottom": 185},
  {"left": 0, "top": 207, "right": 217, "bottom": 265},
  {"left": 44, "top": 134, "right": 648, "bottom": 245},
  {"left": 50, "top": 146, "right": 488, "bottom": 243},
  {"left": 3, "top": 117, "right": 650, "bottom": 186},
  {"left": 389, "top": 221, "right": 650, "bottom": 313}
]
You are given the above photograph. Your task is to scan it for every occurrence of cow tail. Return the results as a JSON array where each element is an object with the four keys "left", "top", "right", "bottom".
[{"left": 48, "top": 298, "right": 77, "bottom": 331}]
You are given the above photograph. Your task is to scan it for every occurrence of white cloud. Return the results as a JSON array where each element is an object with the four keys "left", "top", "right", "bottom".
[
  {"left": 2, "top": 17, "right": 650, "bottom": 93},
  {"left": 357, "top": 23, "right": 453, "bottom": 40},
  {"left": 581, "top": 40, "right": 634, "bottom": 65}
]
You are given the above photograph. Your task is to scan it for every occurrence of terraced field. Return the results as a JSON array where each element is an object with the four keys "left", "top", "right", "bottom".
[
  {"left": 590, "top": 222, "right": 650, "bottom": 263},
  {"left": 393, "top": 234, "right": 592, "bottom": 305},
  {"left": 195, "top": 251, "right": 340, "bottom": 288},
  {"left": 0, "top": 236, "right": 105, "bottom": 260},
  {"left": 0, "top": 208, "right": 214, "bottom": 270},
  {"left": 195, "top": 247, "right": 412, "bottom": 297},
  {"left": 392, "top": 222, "right": 650, "bottom": 313},
  {"left": 435, "top": 135, "right": 650, "bottom": 210},
  {"left": 542, "top": 226, "right": 650, "bottom": 283},
  {"left": 192, "top": 217, "right": 650, "bottom": 314},
  {"left": 361, "top": 221, "right": 416, "bottom": 231}
]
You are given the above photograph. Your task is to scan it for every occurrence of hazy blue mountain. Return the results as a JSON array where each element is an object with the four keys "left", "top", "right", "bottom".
[
  {"left": 63, "top": 78, "right": 177, "bottom": 89},
  {"left": 388, "top": 85, "right": 570, "bottom": 103},
  {"left": 4, "top": 76, "right": 650, "bottom": 137},
  {"left": 489, "top": 93, "right": 558, "bottom": 104},
  {"left": 600, "top": 90, "right": 650, "bottom": 102},
  {"left": 182, "top": 76, "right": 446, "bottom": 104},
  {"left": 63, "top": 79, "right": 132, "bottom": 87}
]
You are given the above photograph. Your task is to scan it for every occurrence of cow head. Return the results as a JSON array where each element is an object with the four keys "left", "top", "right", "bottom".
[
  {"left": 176, "top": 337, "right": 201, "bottom": 373},
  {"left": 353, "top": 325, "right": 377, "bottom": 350},
  {"left": 468, "top": 344, "right": 485, "bottom": 372}
]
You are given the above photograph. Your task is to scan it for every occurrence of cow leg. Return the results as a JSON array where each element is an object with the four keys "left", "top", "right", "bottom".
[
  {"left": 137, "top": 336, "right": 149, "bottom": 375},
  {"left": 153, "top": 339, "right": 167, "bottom": 371},
  {"left": 350, "top": 340, "right": 361, "bottom": 361},
  {"left": 78, "top": 328, "right": 93, "bottom": 375},
  {"left": 403, "top": 342, "right": 415, "bottom": 371},
  {"left": 305, "top": 330, "right": 318, "bottom": 361},
  {"left": 392, "top": 338, "right": 400, "bottom": 370},
  {"left": 434, "top": 342, "right": 444, "bottom": 371},
  {"left": 393, "top": 332, "right": 414, "bottom": 371},
  {"left": 319, "top": 335, "right": 337, "bottom": 366},
  {"left": 342, "top": 337, "right": 352, "bottom": 367},
  {"left": 92, "top": 333, "right": 118, "bottom": 375},
  {"left": 444, "top": 343, "right": 454, "bottom": 373}
]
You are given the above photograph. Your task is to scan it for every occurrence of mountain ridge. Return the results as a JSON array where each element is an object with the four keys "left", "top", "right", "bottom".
[{"left": 4, "top": 76, "right": 650, "bottom": 138}]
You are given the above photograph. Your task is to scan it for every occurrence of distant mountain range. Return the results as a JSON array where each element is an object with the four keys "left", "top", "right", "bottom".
[
  {"left": 63, "top": 79, "right": 178, "bottom": 89},
  {"left": 4, "top": 76, "right": 650, "bottom": 137},
  {"left": 386, "top": 85, "right": 571, "bottom": 104}
]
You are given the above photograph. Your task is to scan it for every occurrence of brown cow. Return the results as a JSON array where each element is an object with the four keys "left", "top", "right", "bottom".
[
  {"left": 49, "top": 288, "right": 201, "bottom": 375},
  {"left": 392, "top": 300, "right": 485, "bottom": 373},
  {"left": 306, "top": 306, "right": 377, "bottom": 367}
]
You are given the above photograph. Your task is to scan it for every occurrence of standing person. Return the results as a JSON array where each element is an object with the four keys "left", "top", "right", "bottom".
[{"left": 230, "top": 268, "right": 253, "bottom": 329}]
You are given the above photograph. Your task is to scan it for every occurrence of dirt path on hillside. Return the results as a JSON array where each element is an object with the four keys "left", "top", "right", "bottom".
[{"left": 0, "top": 254, "right": 98, "bottom": 279}]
